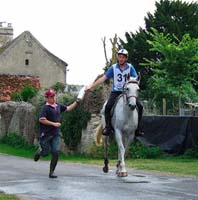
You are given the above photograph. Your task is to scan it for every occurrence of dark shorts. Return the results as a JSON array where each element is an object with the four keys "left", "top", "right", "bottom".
[{"left": 40, "top": 134, "right": 61, "bottom": 156}]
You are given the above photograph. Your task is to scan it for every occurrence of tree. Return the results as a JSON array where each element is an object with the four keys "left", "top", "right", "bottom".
[
  {"left": 102, "top": 34, "right": 119, "bottom": 72},
  {"left": 142, "top": 28, "right": 198, "bottom": 114},
  {"left": 120, "top": 0, "right": 198, "bottom": 91},
  {"left": 145, "top": 0, "right": 198, "bottom": 40},
  {"left": 119, "top": 28, "right": 155, "bottom": 90}
]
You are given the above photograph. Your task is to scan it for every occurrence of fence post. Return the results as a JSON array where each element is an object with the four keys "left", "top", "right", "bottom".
[{"left": 163, "top": 98, "right": 166, "bottom": 115}]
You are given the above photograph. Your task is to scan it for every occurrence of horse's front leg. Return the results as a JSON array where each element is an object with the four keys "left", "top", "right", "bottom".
[
  {"left": 116, "top": 152, "right": 121, "bottom": 175},
  {"left": 115, "top": 129, "right": 127, "bottom": 177}
]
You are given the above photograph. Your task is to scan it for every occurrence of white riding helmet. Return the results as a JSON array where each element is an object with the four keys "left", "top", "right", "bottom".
[{"left": 118, "top": 49, "right": 128, "bottom": 57}]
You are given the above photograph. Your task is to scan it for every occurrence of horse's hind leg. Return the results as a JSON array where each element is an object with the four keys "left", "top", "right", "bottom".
[
  {"left": 103, "top": 158, "right": 109, "bottom": 173},
  {"left": 103, "top": 136, "right": 109, "bottom": 173},
  {"left": 116, "top": 160, "right": 121, "bottom": 175}
]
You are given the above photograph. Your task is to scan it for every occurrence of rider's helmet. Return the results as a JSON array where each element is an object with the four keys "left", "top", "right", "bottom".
[
  {"left": 118, "top": 49, "right": 128, "bottom": 57},
  {"left": 45, "top": 89, "right": 56, "bottom": 97}
]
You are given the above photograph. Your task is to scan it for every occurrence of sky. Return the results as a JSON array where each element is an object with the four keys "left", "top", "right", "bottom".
[{"left": 0, "top": 0, "right": 195, "bottom": 85}]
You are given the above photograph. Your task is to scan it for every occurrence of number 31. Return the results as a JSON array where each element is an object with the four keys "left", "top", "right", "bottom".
[{"left": 117, "top": 74, "right": 127, "bottom": 82}]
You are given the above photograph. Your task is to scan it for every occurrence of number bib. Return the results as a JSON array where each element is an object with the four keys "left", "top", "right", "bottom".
[{"left": 113, "top": 64, "right": 130, "bottom": 91}]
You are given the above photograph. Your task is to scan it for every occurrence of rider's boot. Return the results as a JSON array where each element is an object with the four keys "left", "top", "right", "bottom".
[
  {"left": 135, "top": 102, "right": 144, "bottom": 137},
  {"left": 135, "top": 125, "right": 144, "bottom": 137},
  {"left": 102, "top": 125, "right": 114, "bottom": 136},
  {"left": 102, "top": 112, "right": 114, "bottom": 136}
]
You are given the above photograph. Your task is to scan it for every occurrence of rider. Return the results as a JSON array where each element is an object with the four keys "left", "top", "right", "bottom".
[{"left": 85, "top": 49, "right": 144, "bottom": 136}]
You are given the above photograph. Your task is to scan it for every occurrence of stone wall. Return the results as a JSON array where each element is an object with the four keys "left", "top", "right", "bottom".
[
  {"left": 0, "top": 74, "right": 40, "bottom": 102},
  {"left": 79, "top": 82, "right": 111, "bottom": 153},
  {"left": 0, "top": 101, "right": 36, "bottom": 144},
  {"left": 0, "top": 101, "right": 75, "bottom": 153},
  {"left": 83, "top": 82, "right": 111, "bottom": 114},
  {"left": 79, "top": 114, "right": 101, "bottom": 154}
]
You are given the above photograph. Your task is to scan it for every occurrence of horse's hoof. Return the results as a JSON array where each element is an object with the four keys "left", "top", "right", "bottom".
[
  {"left": 103, "top": 166, "right": 109, "bottom": 173},
  {"left": 118, "top": 172, "right": 128, "bottom": 177}
]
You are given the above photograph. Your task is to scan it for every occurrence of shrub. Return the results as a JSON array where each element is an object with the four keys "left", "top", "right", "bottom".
[
  {"left": 89, "top": 140, "right": 118, "bottom": 159},
  {"left": 128, "top": 139, "right": 164, "bottom": 159},
  {"left": 0, "top": 132, "right": 36, "bottom": 150},
  {"left": 183, "top": 146, "right": 198, "bottom": 158},
  {"left": 51, "top": 82, "right": 65, "bottom": 93},
  {"left": 11, "top": 85, "right": 38, "bottom": 102},
  {"left": 61, "top": 97, "right": 91, "bottom": 150},
  {"left": 11, "top": 92, "right": 22, "bottom": 101},
  {"left": 20, "top": 85, "right": 38, "bottom": 101},
  {"left": 88, "top": 144, "right": 104, "bottom": 159}
]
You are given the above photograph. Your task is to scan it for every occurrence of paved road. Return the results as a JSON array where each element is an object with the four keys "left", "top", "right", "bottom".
[{"left": 0, "top": 153, "right": 198, "bottom": 200}]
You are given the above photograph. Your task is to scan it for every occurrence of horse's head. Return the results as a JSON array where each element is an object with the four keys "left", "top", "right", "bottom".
[{"left": 123, "top": 74, "right": 140, "bottom": 110}]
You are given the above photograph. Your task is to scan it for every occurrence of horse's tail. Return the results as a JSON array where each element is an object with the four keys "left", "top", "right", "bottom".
[{"left": 96, "top": 122, "right": 103, "bottom": 146}]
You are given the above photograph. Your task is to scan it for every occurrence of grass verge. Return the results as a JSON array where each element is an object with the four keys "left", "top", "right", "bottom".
[
  {"left": 0, "top": 144, "right": 198, "bottom": 176},
  {"left": 125, "top": 158, "right": 198, "bottom": 176},
  {"left": 0, "top": 194, "right": 19, "bottom": 200}
]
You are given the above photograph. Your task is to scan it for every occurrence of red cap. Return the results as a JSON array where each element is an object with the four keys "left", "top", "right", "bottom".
[{"left": 45, "top": 89, "right": 56, "bottom": 97}]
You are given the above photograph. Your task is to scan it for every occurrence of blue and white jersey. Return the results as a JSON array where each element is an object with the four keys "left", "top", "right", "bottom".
[{"left": 105, "top": 63, "right": 138, "bottom": 91}]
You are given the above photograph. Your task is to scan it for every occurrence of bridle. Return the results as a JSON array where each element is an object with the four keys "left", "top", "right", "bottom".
[{"left": 123, "top": 80, "right": 139, "bottom": 105}]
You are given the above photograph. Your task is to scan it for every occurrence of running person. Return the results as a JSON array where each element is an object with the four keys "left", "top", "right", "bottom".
[
  {"left": 34, "top": 89, "right": 81, "bottom": 178},
  {"left": 85, "top": 49, "right": 143, "bottom": 136}
]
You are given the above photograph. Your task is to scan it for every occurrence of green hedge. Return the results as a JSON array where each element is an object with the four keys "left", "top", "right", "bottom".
[{"left": 89, "top": 139, "right": 165, "bottom": 159}]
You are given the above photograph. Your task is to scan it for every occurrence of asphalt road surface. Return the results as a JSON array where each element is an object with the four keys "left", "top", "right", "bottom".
[{"left": 0, "top": 153, "right": 198, "bottom": 200}]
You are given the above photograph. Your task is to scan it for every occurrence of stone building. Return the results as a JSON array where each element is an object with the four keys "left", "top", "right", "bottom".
[
  {"left": 0, "top": 22, "right": 13, "bottom": 48},
  {"left": 0, "top": 22, "right": 68, "bottom": 88}
]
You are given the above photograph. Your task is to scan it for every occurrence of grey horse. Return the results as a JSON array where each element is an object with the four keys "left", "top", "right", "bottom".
[{"left": 96, "top": 76, "right": 140, "bottom": 177}]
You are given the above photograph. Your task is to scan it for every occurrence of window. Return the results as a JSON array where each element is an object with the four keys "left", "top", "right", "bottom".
[{"left": 25, "top": 59, "right": 29, "bottom": 66}]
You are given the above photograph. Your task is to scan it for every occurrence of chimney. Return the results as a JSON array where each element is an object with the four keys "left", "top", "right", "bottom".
[{"left": 0, "top": 22, "right": 13, "bottom": 48}]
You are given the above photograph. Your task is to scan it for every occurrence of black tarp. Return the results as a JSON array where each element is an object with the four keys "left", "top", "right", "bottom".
[{"left": 140, "top": 116, "right": 198, "bottom": 155}]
